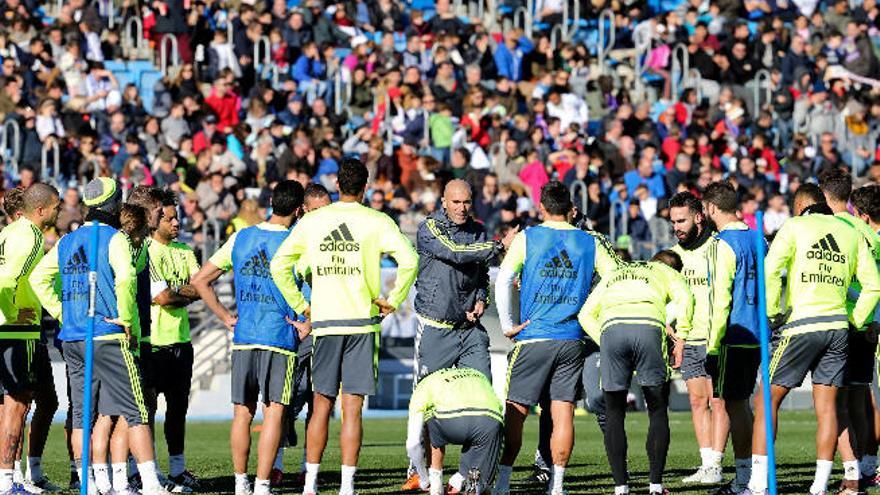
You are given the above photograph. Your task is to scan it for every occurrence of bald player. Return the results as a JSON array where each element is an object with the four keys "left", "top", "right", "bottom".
[
  {"left": 401, "top": 180, "right": 515, "bottom": 492},
  {"left": 0, "top": 183, "right": 60, "bottom": 494}
]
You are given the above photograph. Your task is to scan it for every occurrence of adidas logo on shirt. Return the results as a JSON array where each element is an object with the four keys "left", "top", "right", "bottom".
[
  {"left": 807, "top": 233, "right": 846, "bottom": 263},
  {"left": 240, "top": 248, "right": 272, "bottom": 278},
  {"left": 319, "top": 223, "right": 360, "bottom": 252},
  {"left": 540, "top": 249, "right": 577, "bottom": 279},
  {"left": 62, "top": 246, "right": 90, "bottom": 275}
]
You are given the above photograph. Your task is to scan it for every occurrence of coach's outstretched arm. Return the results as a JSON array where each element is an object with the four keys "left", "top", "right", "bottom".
[
  {"left": 270, "top": 225, "right": 310, "bottom": 316},
  {"left": 418, "top": 218, "right": 502, "bottom": 265},
  {"left": 29, "top": 245, "right": 62, "bottom": 322}
]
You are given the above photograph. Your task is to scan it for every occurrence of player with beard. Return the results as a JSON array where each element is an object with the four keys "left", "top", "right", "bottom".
[{"left": 668, "top": 192, "right": 726, "bottom": 485}]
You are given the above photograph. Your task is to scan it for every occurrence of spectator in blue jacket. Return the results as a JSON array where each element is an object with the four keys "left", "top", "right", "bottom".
[
  {"left": 624, "top": 153, "right": 667, "bottom": 200},
  {"left": 494, "top": 31, "right": 524, "bottom": 82},
  {"left": 291, "top": 41, "right": 327, "bottom": 104}
]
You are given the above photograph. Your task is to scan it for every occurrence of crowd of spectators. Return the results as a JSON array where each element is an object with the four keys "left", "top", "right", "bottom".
[{"left": 2, "top": 0, "right": 880, "bottom": 262}]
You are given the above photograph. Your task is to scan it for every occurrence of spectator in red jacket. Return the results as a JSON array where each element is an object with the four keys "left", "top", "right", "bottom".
[
  {"left": 204, "top": 78, "right": 240, "bottom": 132},
  {"left": 193, "top": 114, "right": 219, "bottom": 155}
]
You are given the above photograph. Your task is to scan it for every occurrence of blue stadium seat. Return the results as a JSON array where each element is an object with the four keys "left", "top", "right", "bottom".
[
  {"left": 127, "top": 60, "right": 157, "bottom": 88},
  {"left": 334, "top": 48, "right": 352, "bottom": 60},
  {"left": 139, "top": 70, "right": 163, "bottom": 112},
  {"left": 103, "top": 60, "right": 127, "bottom": 73},
  {"left": 113, "top": 70, "right": 135, "bottom": 89},
  {"left": 410, "top": 0, "right": 433, "bottom": 10}
]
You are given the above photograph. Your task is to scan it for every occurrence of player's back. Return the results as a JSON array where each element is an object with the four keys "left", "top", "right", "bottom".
[
  {"left": 592, "top": 261, "right": 681, "bottom": 332},
  {"left": 294, "top": 201, "right": 406, "bottom": 335},
  {"left": 773, "top": 214, "right": 866, "bottom": 331},
  {"left": 410, "top": 367, "right": 503, "bottom": 422}
]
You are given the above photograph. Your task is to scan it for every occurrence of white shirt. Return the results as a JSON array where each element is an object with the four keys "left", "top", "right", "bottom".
[{"left": 547, "top": 93, "right": 589, "bottom": 130}]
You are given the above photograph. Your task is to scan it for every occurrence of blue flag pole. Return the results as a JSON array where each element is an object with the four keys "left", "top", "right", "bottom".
[
  {"left": 81, "top": 220, "right": 100, "bottom": 495},
  {"left": 755, "top": 211, "right": 777, "bottom": 495}
]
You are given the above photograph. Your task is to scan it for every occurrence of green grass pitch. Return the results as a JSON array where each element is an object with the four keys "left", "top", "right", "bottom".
[{"left": 36, "top": 411, "right": 828, "bottom": 494}]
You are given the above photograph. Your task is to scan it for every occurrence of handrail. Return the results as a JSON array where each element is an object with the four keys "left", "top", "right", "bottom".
[
  {"left": 569, "top": 179, "right": 588, "bottom": 215},
  {"left": 597, "top": 9, "right": 616, "bottom": 74},
  {"left": 632, "top": 22, "right": 653, "bottom": 103},
  {"left": 0, "top": 120, "right": 21, "bottom": 164},
  {"left": 5, "top": 157, "right": 18, "bottom": 179},
  {"left": 608, "top": 199, "right": 628, "bottom": 248},
  {"left": 671, "top": 43, "right": 689, "bottom": 102},
  {"left": 159, "top": 33, "right": 180, "bottom": 77},
  {"left": 754, "top": 69, "right": 772, "bottom": 113},
  {"left": 549, "top": 24, "right": 566, "bottom": 50},
  {"left": 123, "top": 17, "right": 144, "bottom": 59},
  {"left": 561, "top": 0, "right": 580, "bottom": 42},
  {"left": 254, "top": 35, "right": 271, "bottom": 77},
  {"left": 41, "top": 140, "right": 60, "bottom": 186}
]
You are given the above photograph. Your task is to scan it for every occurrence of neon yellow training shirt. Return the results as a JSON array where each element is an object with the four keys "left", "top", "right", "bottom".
[
  {"left": 30, "top": 229, "right": 136, "bottom": 331},
  {"left": 270, "top": 201, "right": 419, "bottom": 337},
  {"left": 835, "top": 211, "right": 880, "bottom": 328},
  {"left": 148, "top": 239, "right": 200, "bottom": 346},
  {"left": 0, "top": 217, "right": 45, "bottom": 338},
  {"left": 578, "top": 261, "right": 694, "bottom": 345},
  {"left": 409, "top": 367, "right": 503, "bottom": 423},
  {"left": 671, "top": 237, "right": 712, "bottom": 343},
  {"left": 765, "top": 213, "right": 880, "bottom": 335}
]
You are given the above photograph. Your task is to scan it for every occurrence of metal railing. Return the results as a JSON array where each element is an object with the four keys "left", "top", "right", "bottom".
[
  {"left": 333, "top": 67, "right": 352, "bottom": 116},
  {"left": 189, "top": 275, "right": 235, "bottom": 392},
  {"left": 1, "top": 120, "right": 20, "bottom": 164},
  {"left": 670, "top": 43, "right": 688, "bottom": 101},
  {"left": 99, "top": 0, "right": 116, "bottom": 29},
  {"left": 254, "top": 35, "right": 271, "bottom": 78},
  {"left": 550, "top": 24, "right": 566, "bottom": 50},
  {"left": 123, "top": 17, "right": 145, "bottom": 59},
  {"left": 608, "top": 198, "right": 628, "bottom": 249},
  {"left": 5, "top": 157, "right": 18, "bottom": 179},
  {"left": 560, "top": 0, "right": 581, "bottom": 42},
  {"left": 570, "top": 179, "right": 588, "bottom": 215},
  {"left": 159, "top": 33, "right": 180, "bottom": 77},
  {"left": 597, "top": 9, "right": 616, "bottom": 74},
  {"left": 41, "top": 140, "right": 60, "bottom": 185},
  {"left": 200, "top": 218, "right": 223, "bottom": 258},
  {"left": 753, "top": 69, "right": 772, "bottom": 113},
  {"left": 632, "top": 21, "right": 654, "bottom": 103}
]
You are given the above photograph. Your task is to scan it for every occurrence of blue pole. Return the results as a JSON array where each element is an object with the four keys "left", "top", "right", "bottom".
[
  {"left": 80, "top": 220, "right": 100, "bottom": 495},
  {"left": 755, "top": 211, "right": 777, "bottom": 495}
]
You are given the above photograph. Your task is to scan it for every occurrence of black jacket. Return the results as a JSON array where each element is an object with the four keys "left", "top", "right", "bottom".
[{"left": 414, "top": 210, "right": 501, "bottom": 327}]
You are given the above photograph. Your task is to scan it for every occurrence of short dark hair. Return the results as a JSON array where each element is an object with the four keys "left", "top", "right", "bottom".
[
  {"left": 120, "top": 203, "right": 149, "bottom": 248},
  {"left": 794, "top": 183, "right": 826, "bottom": 207},
  {"left": 127, "top": 185, "right": 164, "bottom": 210},
  {"left": 337, "top": 158, "right": 369, "bottom": 196},
  {"left": 540, "top": 181, "right": 573, "bottom": 216},
  {"left": 668, "top": 191, "right": 702, "bottom": 213},
  {"left": 159, "top": 189, "right": 177, "bottom": 207},
  {"left": 272, "top": 180, "right": 305, "bottom": 217},
  {"left": 651, "top": 249, "right": 684, "bottom": 272},
  {"left": 304, "top": 183, "right": 331, "bottom": 203},
  {"left": 702, "top": 181, "right": 738, "bottom": 214},
  {"left": 3, "top": 187, "right": 23, "bottom": 218},
  {"left": 818, "top": 167, "right": 852, "bottom": 202},
  {"left": 852, "top": 185, "right": 880, "bottom": 223}
]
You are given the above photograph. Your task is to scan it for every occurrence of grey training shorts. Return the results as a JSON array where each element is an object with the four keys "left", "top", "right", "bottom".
[
  {"left": 600, "top": 324, "right": 668, "bottom": 392},
  {"left": 415, "top": 318, "right": 491, "bottom": 381},
  {"left": 231, "top": 348, "right": 296, "bottom": 406},
  {"left": 427, "top": 415, "right": 503, "bottom": 487},
  {"left": 770, "top": 328, "right": 848, "bottom": 389},
  {"left": 311, "top": 333, "right": 378, "bottom": 397},
  {"left": 506, "top": 339, "right": 586, "bottom": 406},
  {"left": 681, "top": 344, "right": 709, "bottom": 381},
  {"left": 64, "top": 337, "right": 149, "bottom": 428}
]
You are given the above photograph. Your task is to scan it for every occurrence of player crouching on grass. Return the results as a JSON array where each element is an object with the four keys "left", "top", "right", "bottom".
[
  {"left": 192, "top": 181, "right": 312, "bottom": 495},
  {"left": 405, "top": 367, "right": 503, "bottom": 495}
]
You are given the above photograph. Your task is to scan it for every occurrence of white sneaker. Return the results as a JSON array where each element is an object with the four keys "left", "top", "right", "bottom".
[
  {"left": 681, "top": 466, "right": 723, "bottom": 484},
  {"left": 235, "top": 481, "right": 253, "bottom": 495},
  {"left": 19, "top": 481, "right": 44, "bottom": 494}
]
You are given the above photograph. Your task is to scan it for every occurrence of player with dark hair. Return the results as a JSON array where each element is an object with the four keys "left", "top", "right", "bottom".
[
  {"left": 578, "top": 250, "right": 694, "bottom": 495},
  {"left": 745, "top": 183, "right": 880, "bottom": 495},
  {"left": 271, "top": 158, "right": 418, "bottom": 495},
  {"left": 701, "top": 182, "right": 765, "bottom": 495},
  {"left": 0, "top": 183, "right": 59, "bottom": 495},
  {"left": 146, "top": 189, "right": 202, "bottom": 490},
  {"left": 494, "top": 181, "right": 620, "bottom": 495},
  {"left": 820, "top": 169, "right": 880, "bottom": 488},
  {"left": 30, "top": 178, "right": 172, "bottom": 495},
  {"left": 668, "top": 191, "right": 725, "bottom": 484},
  {"left": 193, "top": 180, "right": 310, "bottom": 495}
]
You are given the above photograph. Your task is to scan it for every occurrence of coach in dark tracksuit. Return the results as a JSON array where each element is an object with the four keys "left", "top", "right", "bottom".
[{"left": 412, "top": 180, "right": 514, "bottom": 381}]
